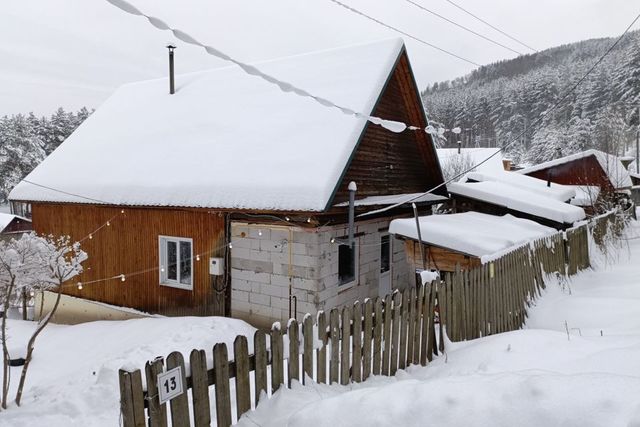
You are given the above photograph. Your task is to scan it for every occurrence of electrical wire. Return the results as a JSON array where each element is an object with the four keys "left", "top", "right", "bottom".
[
  {"left": 326, "top": 0, "right": 481, "bottom": 66},
  {"left": 359, "top": 9, "right": 640, "bottom": 217},
  {"left": 403, "top": 0, "right": 524, "bottom": 55},
  {"left": 443, "top": 0, "right": 538, "bottom": 53}
]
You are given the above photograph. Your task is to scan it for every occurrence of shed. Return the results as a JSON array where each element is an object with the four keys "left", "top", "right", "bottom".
[
  {"left": 9, "top": 38, "right": 445, "bottom": 327},
  {"left": 389, "top": 212, "right": 556, "bottom": 272},
  {"left": 0, "top": 213, "right": 32, "bottom": 240}
]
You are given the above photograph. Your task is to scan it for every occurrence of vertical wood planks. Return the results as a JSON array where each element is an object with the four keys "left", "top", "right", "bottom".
[
  {"left": 330, "top": 309, "right": 340, "bottom": 384},
  {"left": 254, "top": 331, "right": 268, "bottom": 404},
  {"left": 145, "top": 357, "right": 167, "bottom": 427},
  {"left": 340, "top": 306, "right": 351, "bottom": 385},
  {"left": 398, "top": 289, "right": 409, "bottom": 370},
  {"left": 213, "top": 343, "right": 232, "bottom": 427},
  {"left": 189, "top": 349, "right": 211, "bottom": 427},
  {"left": 303, "top": 315, "right": 314, "bottom": 384},
  {"left": 407, "top": 287, "right": 416, "bottom": 365},
  {"left": 373, "top": 298, "right": 383, "bottom": 376},
  {"left": 166, "top": 352, "right": 190, "bottom": 427},
  {"left": 234, "top": 336, "right": 251, "bottom": 418},
  {"left": 362, "top": 299, "right": 373, "bottom": 380},
  {"left": 317, "top": 311, "right": 327, "bottom": 384},
  {"left": 288, "top": 319, "right": 300, "bottom": 386},
  {"left": 352, "top": 301, "right": 363, "bottom": 382},
  {"left": 390, "top": 292, "right": 401, "bottom": 375},
  {"left": 119, "top": 369, "right": 145, "bottom": 427},
  {"left": 270, "top": 325, "right": 284, "bottom": 393},
  {"left": 381, "top": 294, "right": 393, "bottom": 375}
]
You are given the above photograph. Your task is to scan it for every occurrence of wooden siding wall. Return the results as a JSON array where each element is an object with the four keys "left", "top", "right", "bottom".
[
  {"left": 404, "top": 240, "right": 481, "bottom": 273},
  {"left": 32, "top": 204, "right": 226, "bottom": 316},
  {"left": 524, "top": 155, "right": 617, "bottom": 195},
  {"left": 332, "top": 51, "right": 445, "bottom": 205}
]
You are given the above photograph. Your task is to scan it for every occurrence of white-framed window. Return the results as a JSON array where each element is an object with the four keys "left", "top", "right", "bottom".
[
  {"left": 159, "top": 236, "right": 193, "bottom": 290},
  {"left": 338, "top": 241, "right": 359, "bottom": 287}
]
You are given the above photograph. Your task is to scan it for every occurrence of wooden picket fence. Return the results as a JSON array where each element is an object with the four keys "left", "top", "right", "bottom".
[
  {"left": 119, "top": 282, "right": 441, "bottom": 427},
  {"left": 119, "top": 211, "right": 622, "bottom": 426}
]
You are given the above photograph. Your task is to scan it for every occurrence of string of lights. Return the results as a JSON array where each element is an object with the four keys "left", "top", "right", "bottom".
[
  {"left": 403, "top": 0, "right": 524, "bottom": 55},
  {"left": 359, "top": 9, "right": 640, "bottom": 217}
]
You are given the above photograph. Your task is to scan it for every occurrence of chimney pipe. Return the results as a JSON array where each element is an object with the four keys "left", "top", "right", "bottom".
[{"left": 167, "top": 44, "right": 176, "bottom": 95}]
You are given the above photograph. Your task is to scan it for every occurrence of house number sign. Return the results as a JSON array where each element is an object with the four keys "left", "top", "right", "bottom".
[{"left": 157, "top": 366, "right": 184, "bottom": 404}]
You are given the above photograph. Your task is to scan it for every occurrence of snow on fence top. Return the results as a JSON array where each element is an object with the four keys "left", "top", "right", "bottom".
[
  {"left": 9, "top": 38, "right": 405, "bottom": 211},
  {"left": 518, "top": 149, "right": 633, "bottom": 189},
  {"left": 436, "top": 148, "right": 503, "bottom": 181},
  {"left": 447, "top": 181, "right": 586, "bottom": 224},
  {"left": 389, "top": 212, "right": 556, "bottom": 259},
  {"left": 465, "top": 170, "right": 576, "bottom": 201}
]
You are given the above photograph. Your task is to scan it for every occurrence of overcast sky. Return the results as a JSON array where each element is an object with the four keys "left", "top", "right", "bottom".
[{"left": 0, "top": 0, "right": 638, "bottom": 116}]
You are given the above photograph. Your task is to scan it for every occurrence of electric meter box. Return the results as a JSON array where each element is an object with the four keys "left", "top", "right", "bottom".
[{"left": 209, "top": 257, "right": 224, "bottom": 275}]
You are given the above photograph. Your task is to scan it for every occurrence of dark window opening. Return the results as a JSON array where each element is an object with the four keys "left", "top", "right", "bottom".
[
  {"left": 380, "top": 235, "right": 390, "bottom": 273},
  {"left": 338, "top": 244, "right": 355, "bottom": 285}
]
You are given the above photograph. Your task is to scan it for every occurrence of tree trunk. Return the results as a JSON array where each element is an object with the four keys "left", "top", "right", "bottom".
[
  {"left": 1, "top": 281, "right": 15, "bottom": 410},
  {"left": 21, "top": 291, "right": 27, "bottom": 321},
  {"left": 14, "top": 283, "right": 63, "bottom": 406}
]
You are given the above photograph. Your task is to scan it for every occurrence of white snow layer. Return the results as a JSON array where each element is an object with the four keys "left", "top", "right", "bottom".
[
  {"left": 9, "top": 38, "right": 405, "bottom": 211},
  {"left": 436, "top": 148, "right": 504, "bottom": 178},
  {"left": 389, "top": 212, "right": 556, "bottom": 258},
  {"left": 518, "top": 149, "right": 633, "bottom": 189},
  {"left": 465, "top": 170, "right": 576, "bottom": 201},
  {"left": 567, "top": 185, "right": 601, "bottom": 206},
  {"left": 448, "top": 181, "right": 586, "bottom": 224},
  {"left": 333, "top": 192, "right": 447, "bottom": 207}
]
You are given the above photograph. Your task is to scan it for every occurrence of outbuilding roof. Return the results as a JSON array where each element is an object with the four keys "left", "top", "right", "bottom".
[{"left": 10, "top": 38, "right": 410, "bottom": 212}]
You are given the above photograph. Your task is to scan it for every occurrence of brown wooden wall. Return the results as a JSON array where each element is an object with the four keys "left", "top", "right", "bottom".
[
  {"left": 32, "top": 203, "right": 226, "bottom": 316},
  {"left": 331, "top": 50, "right": 445, "bottom": 206},
  {"left": 524, "top": 155, "right": 616, "bottom": 195},
  {"left": 404, "top": 239, "right": 480, "bottom": 273}
]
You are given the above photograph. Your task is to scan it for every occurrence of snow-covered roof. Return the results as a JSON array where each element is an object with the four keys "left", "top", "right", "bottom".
[
  {"left": 566, "top": 185, "right": 601, "bottom": 207},
  {"left": 436, "top": 148, "right": 504, "bottom": 181},
  {"left": 448, "top": 181, "right": 586, "bottom": 224},
  {"left": 334, "top": 192, "right": 447, "bottom": 207},
  {"left": 10, "top": 38, "right": 407, "bottom": 211},
  {"left": 389, "top": 212, "right": 556, "bottom": 259},
  {"left": 518, "top": 149, "right": 633, "bottom": 189},
  {"left": 465, "top": 171, "right": 576, "bottom": 201},
  {"left": 0, "top": 213, "right": 30, "bottom": 232}
]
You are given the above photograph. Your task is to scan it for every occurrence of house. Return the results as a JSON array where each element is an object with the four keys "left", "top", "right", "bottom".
[
  {"left": 446, "top": 174, "right": 586, "bottom": 230},
  {"left": 8, "top": 38, "right": 446, "bottom": 328},
  {"left": 436, "top": 147, "right": 504, "bottom": 181},
  {"left": 389, "top": 212, "right": 556, "bottom": 273},
  {"left": 518, "top": 150, "right": 633, "bottom": 210},
  {"left": 0, "top": 212, "right": 32, "bottom": 241}
]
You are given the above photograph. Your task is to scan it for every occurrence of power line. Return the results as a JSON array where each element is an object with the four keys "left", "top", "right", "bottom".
[
  {"left": 403, "top": 0, "right": 524, "bottom": 56},
  {"left": 361, "top": 10, "right": 640, "bottom": 217},
  {"left": 443, "top": 0, "right": 538, "bottom": 53},
  {"left": 326, "top": 0, "right": 481, "bottom": 66}
]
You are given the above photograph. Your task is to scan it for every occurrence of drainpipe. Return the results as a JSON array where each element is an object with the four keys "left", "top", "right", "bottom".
[
  {"left": 167, "top": 44, "right": 176, "bottom": 95},
  {"left": 412, "top": 203, "right": 426, "bottom": 270},
  {"left": 348, "top": 182, "right": 357, "bottom": 248}
]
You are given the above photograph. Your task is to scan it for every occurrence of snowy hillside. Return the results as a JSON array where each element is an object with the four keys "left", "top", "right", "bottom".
[{"left": 424, "top": 30, "right": 640, "bottom": 164}]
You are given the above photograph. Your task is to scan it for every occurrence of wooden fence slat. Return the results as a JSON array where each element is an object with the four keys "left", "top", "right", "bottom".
[
  {"left": 254, "top": 331, "right": 268, "bottom": 404},
  {"left": 352, "top": 301, "right": 363, "bottom": 382},
  {"left": 317, "top": 311, "right": 327, "bottom": 384},
  {"left": 288, "top": 319, "right": 300, "bottom": 386},
  {"left": 420, "top": 281, "right": 431, "bottom": 365},
  {"left": 213, "top": 343, "right": 232, "bottom": 427},
  {"left": 413, "top": 285, "right": 424, "bottom": 364},
  {"left": 340, "top": 306, "right": 351, "bottom": 385},
  {"left": 426, "top": 280, "right": 437, "bottom": 361},
  {"left": 234, "top": 336, "right": 251, "bottom": 419},
  {"left": 382, "top": 294, "right": 393, "bottom": 376},
  {"left": 303, "top": 314, "right": 314, "bottom": 384},
  {"left": 373, "top": 298, "right": 383, "bottom": 376},
  {"left": 190, "top": 349, "right": 212, "bottom": 427},
  {"left": 166, "top": 352, "right": 190, "bottom": 427},
  {"left": 270, "top": 325, "right": 284, "bottom": 393},
  {"left": 145, "top": 357, "right": 167, "bottom": 427},
  {"left": 406, "top": 287, "right": 416, "bottom": 365},
  {"left": 119, "top": 369, "right": 145, "bottom": 427},
  {"left": 390, "top": 292, "right": 402, "bottom": 375},
  {"left": 362, "top": 299, "right": 373, "bottom": 380},
  {"left": 330, "top": 309, "right": 340, "bottom": 384},
  {"left": 398, "top": 289, "right": 409, "bottom": 370}
]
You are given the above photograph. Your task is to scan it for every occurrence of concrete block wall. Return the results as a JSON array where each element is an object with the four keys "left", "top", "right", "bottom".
[{"left": 230, "top": 218, "right": 411, "bottom": 329}]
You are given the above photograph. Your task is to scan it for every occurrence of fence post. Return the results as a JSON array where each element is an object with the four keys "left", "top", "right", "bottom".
[
  {"left": 118, "top": 368, "right": 145, "bottom": 427},
  {"left": 254, "top": 330, "right": 268, "bottom": 403},
  {"left": 166, "top": 352, "right": 190, "bottom": 427},
  {"left": 189, "top": 349, "right": 212, "bottom": 427},
  {"left": 234, "top": 336, "right": 251, "bottom": 418},
  {"left": 352, "top": 301, "right": 363, "bottom": 382},
  {"left": 213, "top": 343, "right": 232, "bottom": 427},
  {"left": 340, "top": 306, "right": 351, "bottom": 384},
  {"left": 145, "top": 357, "right": 168, "bottom": 427}
]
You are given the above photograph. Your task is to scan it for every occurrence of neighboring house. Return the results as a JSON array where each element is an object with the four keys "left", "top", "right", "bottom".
[
  {"left": 518, "top": 150, "right": 633, "bottom": 209},
  {"left": 9, "top": 38, "right": 446, "bottom": 328},
  {"left": 447, "top": 177, "right": 586, "bottom": 230},
  {"left": 463, "top": 171, "right": 576, "bottom": 202},
  {"left": 436, "top": 148, "right": 504, "bottom": 181},
  {"left": 389, "top": 212, "right": 556, "bottom": 273},
  {"left": 0, "top": 212, "right": 32, "bottom": 241}
]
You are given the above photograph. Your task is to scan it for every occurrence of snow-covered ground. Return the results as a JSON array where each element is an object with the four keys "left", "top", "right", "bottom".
[
  {"left": 2, "top": 219, "right": 639, "bottom": 426},
  {"left": 237, "top": 219, "right": 640, "bottom": 427},
  {"left": 1, "top": 317, "right": 255, "bottom": 426}
]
